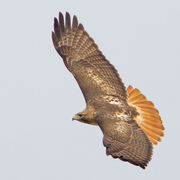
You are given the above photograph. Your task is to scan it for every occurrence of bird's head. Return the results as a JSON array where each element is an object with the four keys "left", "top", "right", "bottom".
[
  {"left": 72, "top": 108, "right": 98, "bottom": 125},
  {"left": 72, "top": 113, "right": 86, "bottom": 122}
]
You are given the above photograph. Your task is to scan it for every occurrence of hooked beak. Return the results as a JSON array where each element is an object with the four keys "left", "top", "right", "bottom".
[{"left": 72, "top": 114, "right": 81, "bottom": 121}]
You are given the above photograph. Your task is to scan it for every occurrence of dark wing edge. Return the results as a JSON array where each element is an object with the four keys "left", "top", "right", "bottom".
[{"left": 52, "top": 12, "right": 127, "bottom": 102}]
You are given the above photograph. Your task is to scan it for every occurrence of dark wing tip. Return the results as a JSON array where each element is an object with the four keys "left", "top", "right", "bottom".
[
  {"left": 54, "top": 17, "right": 58, "bottom": 27},
  {"left": 59, "top": 12, "right": 65, "bottom": 33},
  {"left": 78, "top": 23, "right": 84, "bottom": 30},
  {"left": 65, "top": 12, "right": 71, "bottom": 29},
  {"left": 65, "top": 11, "right": 70, "bottom": 16},
  {"left": 57, "top": 12, "right": 80, "bottom": 32},
  {"left": 72, "top": 15, "right": 78, "bottom": 28},
  {"left": 53, "top": 17, "right": 61, "bottom": 40}
]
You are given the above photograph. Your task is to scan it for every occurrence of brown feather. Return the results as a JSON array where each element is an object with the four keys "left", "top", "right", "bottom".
[
  {"left": 97, "top": 113, "right": 153, "bottom": 169},
  {"left": 52, "top": 12, "right": 127, "bottom": 103}
]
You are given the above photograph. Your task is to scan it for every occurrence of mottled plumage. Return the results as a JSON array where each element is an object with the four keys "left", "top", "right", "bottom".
[{"left": 52, "top": 12, "right": 164, "bottom": 169}]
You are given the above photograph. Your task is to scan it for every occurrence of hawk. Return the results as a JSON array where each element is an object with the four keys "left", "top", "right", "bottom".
[{"left": 52, "top": 12, "right": 164, "bottom": 169}]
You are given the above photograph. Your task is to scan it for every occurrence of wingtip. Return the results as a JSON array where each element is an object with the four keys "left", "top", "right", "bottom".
[
  {"left": 59, "top": 11, "right": 63, "bottom": 17},
  {"left": 73, "top": 15, "right": 78, "bottom": 27},
  {"left": 54, "top": 17, "right": 58, "bottom": 25},
  {"left": 65, "top": 11, "right": 71, "bottom": 29},
  {"left": 65, "top": 11, "right": 70, "bottom": 16},
  {"left": 78, "top": 23, "right": 84, "bottom": 30}
]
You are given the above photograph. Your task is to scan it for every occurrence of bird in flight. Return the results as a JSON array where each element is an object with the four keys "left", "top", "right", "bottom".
[{"left": 52, "top": 12, "right": 164, "bottom": 169}]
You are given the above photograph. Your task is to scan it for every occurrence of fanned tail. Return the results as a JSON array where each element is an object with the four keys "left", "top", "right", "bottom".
[{"left": 127, "top": 85, "right": 165, "bottom": 145}]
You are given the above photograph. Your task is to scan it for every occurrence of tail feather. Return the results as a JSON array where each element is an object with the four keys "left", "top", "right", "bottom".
[
  {"left": 132, "top": 101, "right": 154, "bottom": 107},
  {"left": 128, "top": 88, "right": 141, "bottom": 99},
  {"left": 143, "top": 119, "right": 164, "bottom": 130},
  {"left": 139, "top": 112, "right": 162, "bottom": 123},
  {"left": 127, "top": 85, "right": 165, "bottom": 145},
  {"left": 141, "top": 127, "right": 162, "bottom": 142},
  {"left": 138, "top": 106, "right": 159, "bottom": 114},
  {"left": 140, "top": 122, "right": 164, "bottom": 136},
  {"left": 128, "top": 94, "right": 147, "bottom": 104}
]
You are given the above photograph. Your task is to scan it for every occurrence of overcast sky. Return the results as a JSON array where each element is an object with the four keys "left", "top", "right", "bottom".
[{"left": 0, "top": 0, "right": 180, "bottom": 179}]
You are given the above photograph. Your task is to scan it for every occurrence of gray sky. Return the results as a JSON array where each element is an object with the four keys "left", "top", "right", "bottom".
[{"left": 0, "top": 0, "right": 179, "bottom": 179}]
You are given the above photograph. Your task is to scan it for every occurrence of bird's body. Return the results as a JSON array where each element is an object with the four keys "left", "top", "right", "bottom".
[{"left": 52, "top": 12, "right": 164, "bottom": 169}]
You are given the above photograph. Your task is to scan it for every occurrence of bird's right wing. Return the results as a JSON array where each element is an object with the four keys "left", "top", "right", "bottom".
[{"left": 52, "top": 12, "right": 127, "bottom": 103}]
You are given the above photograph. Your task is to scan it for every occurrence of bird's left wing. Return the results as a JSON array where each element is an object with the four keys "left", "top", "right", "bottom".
[{"left": 96, "top": 114, "right": 153, "bottom": 169}]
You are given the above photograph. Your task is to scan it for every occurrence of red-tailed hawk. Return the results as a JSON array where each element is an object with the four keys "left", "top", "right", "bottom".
[{"left": 52, "top": 12, "right": 164, "bottom": 169}]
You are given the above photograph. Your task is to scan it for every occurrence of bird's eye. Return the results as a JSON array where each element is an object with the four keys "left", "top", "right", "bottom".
[{"left": 78, "top": 114, "right": 83, "bottom": 117}]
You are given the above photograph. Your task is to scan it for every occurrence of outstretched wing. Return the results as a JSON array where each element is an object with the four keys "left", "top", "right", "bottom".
[
  {"left": 52, "top": 12, "right": 127, "bottom": 103},
  {"left": 127, "top": 85, "right": 165, "bottom": 145},
  {"left": 96, "top": 114, "right": 153, "bottom": 169}
]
